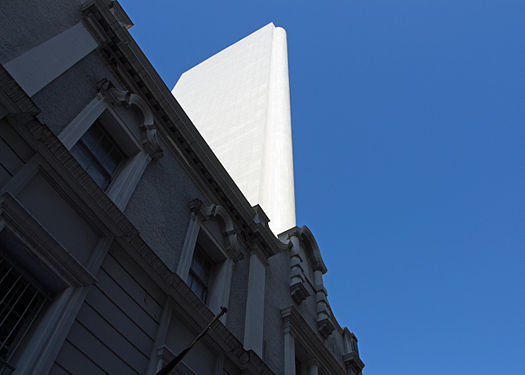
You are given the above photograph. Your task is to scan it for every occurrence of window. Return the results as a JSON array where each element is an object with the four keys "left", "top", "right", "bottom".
[
  {"left": 187, "top": 245, "right": 213, "bottom": 303},
  {"left": 352, "top": 337, "right": 359, "bottom": 355},
  {"left": 0, "top": 257, "right": 48, "bottom": 372},
  {"left": 178, "top": 202, "right": 236, "bottom": 314},
  {"left": 58, "top": 85, "right": 162, "bottom": 210},
  {"left": 70, "top": 119, "right": 126, "bottom": 190}
]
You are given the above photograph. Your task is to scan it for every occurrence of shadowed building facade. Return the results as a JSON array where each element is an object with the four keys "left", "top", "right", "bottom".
[{"left": 0, "top": 1, "right": 364, "bottom": 374}]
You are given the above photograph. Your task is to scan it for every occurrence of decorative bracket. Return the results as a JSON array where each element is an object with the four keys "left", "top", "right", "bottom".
[{"left": 289, "top": 247, "right": 310, "bottom": 305}]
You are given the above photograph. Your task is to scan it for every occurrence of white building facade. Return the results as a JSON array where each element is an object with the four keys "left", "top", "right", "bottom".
[
  {"left": 173, "top": 23, "right": 296, "bottom": 236},
  {"left": 0, "top": 1, "right": 364, "bottom": 375}
]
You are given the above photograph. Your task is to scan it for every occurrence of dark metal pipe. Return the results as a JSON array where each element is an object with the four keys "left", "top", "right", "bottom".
[{"left": 156, "top": 306, "right": 227, "bottom": 375}]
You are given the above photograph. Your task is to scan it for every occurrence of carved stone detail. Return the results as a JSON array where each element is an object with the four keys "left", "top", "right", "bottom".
[
  {"left": 315, "top": 284, "right": 335, "bottom": 338},
  {"left": 189, "top": 199, "right": 244, "bottom": 262},
  {"left": 290, "top": 282, "right": 309, "bottom": 305},
  {"left": 317, "top": 317, "right": 335, "bottom": 340},
  {"left": 97, "top": 79, "right": 163, "bottom": 159},
  {"left": 289, "top": 247, "right": 310, "bottom": 305}
]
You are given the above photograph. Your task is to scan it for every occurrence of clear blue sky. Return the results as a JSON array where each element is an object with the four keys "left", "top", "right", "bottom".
[{"left": 120, "top": 1, "right": 524, "bottom": 373}]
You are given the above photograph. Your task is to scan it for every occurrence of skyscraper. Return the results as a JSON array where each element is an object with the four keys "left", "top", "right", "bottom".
[
  {"left": 0, "top": 2, "right": 364, "bottom": 373},
  {"left": 173, "top": 23, "right": 295, "bottom": 235}
]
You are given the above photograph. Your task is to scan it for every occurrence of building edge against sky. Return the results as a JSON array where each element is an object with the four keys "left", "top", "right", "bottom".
[
  {"left": 0, "top": 1, "right": 364, "bottom": 374},
  {"left": 173, "top": 23, "right": 296, "bottom": 236}
]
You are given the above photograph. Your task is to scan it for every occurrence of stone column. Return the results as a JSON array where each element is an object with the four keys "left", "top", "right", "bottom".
[
  {"left": 243, "top": 252, "right": 266, "bottom": 356},
  {"left": 283, "top": 325, "right": 296, "bottom": 375}
]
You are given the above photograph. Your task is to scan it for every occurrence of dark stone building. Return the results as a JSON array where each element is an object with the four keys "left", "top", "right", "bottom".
[{"left": 0, "top": 1, "right": 364, "bottom": 374}]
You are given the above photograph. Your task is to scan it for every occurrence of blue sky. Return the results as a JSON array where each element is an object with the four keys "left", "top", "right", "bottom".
[{"left": 120, "top": 0, "right": 525, "bottom": 373}]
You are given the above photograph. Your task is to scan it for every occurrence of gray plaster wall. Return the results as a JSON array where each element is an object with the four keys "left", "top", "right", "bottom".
[
  {"left": 54, "top": 247, "right": 163, "bottom": 374},
  {"left": 16, "top": 172, "right": 100, "bottom": 265},
  {"left": 295, "top": 245, "right": 320, "bottom": 334},
  {"left": 296, "top": 292, "right": 318, "bottom": 336},
  {"left": 0, "top": 0, "right": 82, "bottom": 64},
  {"left": 32, "top": 51, "right": 122, "bottom": 136},
  {"left": 326, "top": 330, "right": 345, "bottom": 366},
  {"left": 226, "top": 256, "right": 249, "bottom": 342},
  {"left": 124, "top": 136, "right": 208, "bottom": 270}
]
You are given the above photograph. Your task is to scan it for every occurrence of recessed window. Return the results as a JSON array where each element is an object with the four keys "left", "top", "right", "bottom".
[
  {"left": 0, "top": 257, "right": 48, "bottom": 368},
  {"left": 187, "top": 245, "right": 213, "bottom": 303},
  {"left": 70, "top": 119, "right": 126, "bottom": 190},
  {"left": 179, "top": 217, "right": 233, "bottom": 313}
]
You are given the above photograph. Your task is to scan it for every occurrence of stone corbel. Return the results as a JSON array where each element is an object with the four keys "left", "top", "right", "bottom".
[
  {"left": 97, "top": 79, "right": 163, "bottom": 160},
  {"left": 315, "top": 287, "right": 335, "bottom": 339},
  {"left": 289, "top": 247, "right": 310, "bottom": 304},
  {"left": 314, "top": 270, "right": 335, "bottom": 339}
]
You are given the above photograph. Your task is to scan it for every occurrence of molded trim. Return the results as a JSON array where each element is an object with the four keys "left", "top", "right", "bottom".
[{"left": 3, "top": 22, "right": 98, "bottom": 97}]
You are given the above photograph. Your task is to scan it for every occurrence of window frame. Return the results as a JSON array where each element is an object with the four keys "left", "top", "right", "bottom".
[
  {"left": 177, "top": 201, "right": 243, "bottom": 316},
  {"left": 57, "top": 81, "right": 162, "bottom": 210},
  {"left": 69, "top": 118, "right": 127, "bottom": 191},
  {"left": 187, "top": 244, "right": 214, "bottom": 303},
  {"left": 0, "top": 255, "right": 49, "bottom": 369},
  {"left": 0, "top": 193, "right": 96, "bottom": 374}
]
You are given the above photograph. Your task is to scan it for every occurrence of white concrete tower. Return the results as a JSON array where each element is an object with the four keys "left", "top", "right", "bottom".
[{"left": 173, "top": 23, "right": 296, "bottom": 235}]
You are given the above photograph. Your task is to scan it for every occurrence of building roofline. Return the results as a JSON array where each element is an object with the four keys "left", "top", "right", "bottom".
[{"left": 82, "top": 0, "right": 288, "bottom": 257}]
